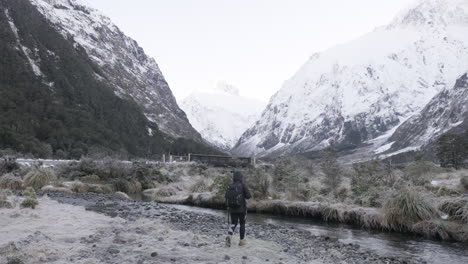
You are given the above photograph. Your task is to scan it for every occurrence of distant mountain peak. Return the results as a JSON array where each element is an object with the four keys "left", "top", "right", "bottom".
[
  {"left": 390, "top": 0, "right": 468, "bottom": 28},
  {"left": 213, "top": 81, "right": 240, "bottom": 96}
]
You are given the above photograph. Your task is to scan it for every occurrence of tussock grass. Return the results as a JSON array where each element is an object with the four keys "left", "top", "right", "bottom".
[
  {"left": 80, "top": 174, "right": 101, "bottom": 184},
  {"left": 439, "top": 198, "right": 468, "bottom": 220},
  {"left": 154, "top": 186, "right": 177, "bottom": 197},
  {"left": 189, "top": 178, "right": 212, "bottom": 193},
  {"left": 383, "top": 188, "right": 439, "bottom": 231},
  {"left": 411, "top": 220, "right": 451, "bottom": 240},
  {"left": 21, "top": 198, "right": 38, "bottom": 209},
  {"left": 23, "top": 187, "right": 37, "bottom": 199},
  {"left": 113, "top": 179, "right": 142, "bottom": 194},
  {"left": 23, "top": 168, "right": 56, "bottom": 190},
  {"left": 0, "top": 173, "right": 23, "bottom": 190}
]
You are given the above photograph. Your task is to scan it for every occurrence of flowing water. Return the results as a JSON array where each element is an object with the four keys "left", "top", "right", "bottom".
[{"left": 168, "top": 204, "right": 468, "bottom": 264}]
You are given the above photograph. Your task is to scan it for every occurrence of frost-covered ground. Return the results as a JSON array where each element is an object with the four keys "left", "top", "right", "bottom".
[
  {"left": 1, "top": 192, "right": 424, "bottom": 264},
  {"left": 0, "top": 195, "right": 300, "bottom": 264}
]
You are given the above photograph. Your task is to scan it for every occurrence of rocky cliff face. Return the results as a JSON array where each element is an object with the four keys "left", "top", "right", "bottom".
[
  {"left": 384, "top": 73, "right": 468, "bottom": 154},
  {"left": 29, "top": 0, "right": 202, "bottom": 141},
  {"left": 233, "top": 0, "right": 468, "bottom": 158},
  {"left": 180, "top": 82, "right": 266, "bottom": 152}
]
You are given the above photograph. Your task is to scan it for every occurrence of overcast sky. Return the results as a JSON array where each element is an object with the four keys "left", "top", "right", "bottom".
[{"left": 84, "top": 0, "right": 414, "bottom": 101}]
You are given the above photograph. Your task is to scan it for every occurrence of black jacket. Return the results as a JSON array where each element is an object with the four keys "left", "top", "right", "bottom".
[{"left": 225, "top": 171, "right": 252, "bottom": 213}]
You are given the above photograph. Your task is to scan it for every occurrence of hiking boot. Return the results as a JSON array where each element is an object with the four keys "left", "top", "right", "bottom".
[
  {"left": 239, "top": 239, "right": 247, "bottom": 246},
  {"left": 225, "top": 235, "right": 232, "bottom": 247}
]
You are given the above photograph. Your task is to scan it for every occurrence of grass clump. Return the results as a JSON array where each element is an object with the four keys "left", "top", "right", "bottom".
[
  {"left": 154, "top": 186, "right": 177, "bottom": 197},
  {"left": 411, "top": 220, "right": 451, "bottom": 240},
  {"left": 0, "top": 173, "right": 23, "bottom": 190},
  {"left": 439, "top": 198, "right": 468, "bottom": 223},
  {"left": 21, "top": 198, "right": 38, "bottom": 209},
  {"left": 383, "top": 187, "right": 440, "bottom": 231},
  {"left": 113, "top": 179, "right": 142, "bottom": 194},
  {"left": 80, "top": 174, "right": 101, "bottom": 184},
  {"left": 23, "top": 168, "right": 56, "bottom": 190},
  {"left": 23, "top": 187, "right": 37, "bottom": 199},
  {"left": 190, "top": 178, "right": 212, "bottom": 193}
]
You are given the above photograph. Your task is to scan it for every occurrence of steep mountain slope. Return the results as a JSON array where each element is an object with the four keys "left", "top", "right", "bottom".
[
  {"left": 233, "top": 0, "right": 468, "bottom": 158},
  {"left": 0, "top": 0, "right": 215, "bottom": 158},
  {"left": 180, "top": 82, "right": 266, "bottom": 152},
  {"left": 29, "top": 0, "right": 202, "bottom": 140},
  {"left": 385, "top": 72, "right": 468, "bottom": 154}
]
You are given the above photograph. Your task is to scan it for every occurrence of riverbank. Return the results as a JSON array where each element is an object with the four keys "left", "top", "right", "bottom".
[
  {"left": 1, "top": 192, "right": 425, "bottom": 263},
  {"left": 150, "top": 191, "right": 468, "bottom": 243}
]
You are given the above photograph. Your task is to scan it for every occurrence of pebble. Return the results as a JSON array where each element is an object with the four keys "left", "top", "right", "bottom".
[{"left": 151, "top": 252, "right": 158, "bottom": 257}]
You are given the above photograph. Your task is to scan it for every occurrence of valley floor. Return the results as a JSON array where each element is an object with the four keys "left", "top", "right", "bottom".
[{"left": 0, "top": 193, "right": 421, "bottom": 264}]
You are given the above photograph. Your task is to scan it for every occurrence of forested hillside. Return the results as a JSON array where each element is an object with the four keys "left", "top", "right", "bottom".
[{"left": 0, "top": 0, "right": 216, "bottom": 159}]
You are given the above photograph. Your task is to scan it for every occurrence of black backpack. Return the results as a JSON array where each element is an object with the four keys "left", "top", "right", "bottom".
[{"left": 225, "top": 183, "right": 244, "bottom": 209}]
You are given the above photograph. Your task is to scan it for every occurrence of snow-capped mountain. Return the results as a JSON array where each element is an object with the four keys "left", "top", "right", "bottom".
[
  {"left": 29, "top": 0, "right": 202, "bottom": 141},
  {"left": 233, "top": 0, "right": 468, "bottom": 158},
  {"left": 385, "top": 72, "right": 468, "bottom": 154},
  {"left": 181, "top": 82, "right": 266, "bottom": 152}
]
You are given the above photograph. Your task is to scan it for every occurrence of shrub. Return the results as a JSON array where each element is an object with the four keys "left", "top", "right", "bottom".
[
  {"left": 23, "top": 168, "right": 56, "bottom": 190},
  {"left": 113, "top": 179, "right": 142, "bottom": 194},
  {"left": 383, "top": 187, "right": 440, "bottom": 231},
  {"left": 352, "top": 160, "right": 396, "bottom": 196},
  {"left": 212, "top": 173, "right": 232, "bottom": 199},
  {"left": 21, "top": 198, "right": 38, "bottom": 209},
  {"left": 0, "top": 157, "right": 19, "bottom": 175},
  {"left": 245, "top": 168, "right": 272, "bottom": 199},
  {"left": 461, "top": 176, "right": 468, "bottom": 190},
  {"left": 403, "top": 161, "right": 443, "bottom": 186},
  {"left": 273, "top": 157, "right": 299, "bottom": 192},
  {"left": 320, "top": 147, "right": 342, "bottom": 192},
  {"left": 0, "top": 173, "right": 23, "bottom": 190}
]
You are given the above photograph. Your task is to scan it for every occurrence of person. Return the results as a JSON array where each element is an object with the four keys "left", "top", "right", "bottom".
[{"left": 225, "top": 170, "right": 252, "bottom": 247}]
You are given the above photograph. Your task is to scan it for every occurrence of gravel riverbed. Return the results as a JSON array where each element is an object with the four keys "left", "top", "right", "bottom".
[{"left": 37, "top": 192, "right": 424, "bottom": 264}]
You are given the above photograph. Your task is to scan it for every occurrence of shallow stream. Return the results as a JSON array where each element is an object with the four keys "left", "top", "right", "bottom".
[{"left": 168, "top": 204, "right": 468, "bottom": 264}]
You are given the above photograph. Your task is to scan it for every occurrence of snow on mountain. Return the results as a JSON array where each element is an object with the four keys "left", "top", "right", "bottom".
[
  {"left": 181, "top": 82, "right": 266, "bottom": 152},
  {"left": 385, "top": 72, "right": 468, "bottom": 155},
  {"left": 29, "top": 0, "right": 202, "bottom": 141},
  {"left": 233, "top": 0, "right": 468, "bottom": 158}
]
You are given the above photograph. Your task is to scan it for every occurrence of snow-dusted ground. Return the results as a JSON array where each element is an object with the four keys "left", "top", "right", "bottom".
[{"left": 0, "top": 196, "right": 301, "bottom": 264}]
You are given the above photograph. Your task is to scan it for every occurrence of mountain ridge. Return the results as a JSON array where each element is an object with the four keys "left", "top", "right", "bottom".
[{"left": 233, "top": 0, "right": 468, "bottom": 158}]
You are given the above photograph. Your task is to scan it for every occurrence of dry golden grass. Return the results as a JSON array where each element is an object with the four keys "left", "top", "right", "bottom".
[
  {"left": 0, "top": 173, "right": 23, "bottom": 190},
  {"left": 23, "top": 168, "right": 56, "bottom": 190},
  {"left": 383, "top": 188, "right": 439, "bottom": 231}
]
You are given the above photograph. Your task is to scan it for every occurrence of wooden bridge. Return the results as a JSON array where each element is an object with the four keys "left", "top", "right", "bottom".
[{"left": 162, "top": 153, "right": 255, "bottom": 167}]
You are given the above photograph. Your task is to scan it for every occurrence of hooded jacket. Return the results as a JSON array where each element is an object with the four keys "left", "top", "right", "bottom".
[{"left": 226, "top": 171, "right": 252, "bottom": 213}]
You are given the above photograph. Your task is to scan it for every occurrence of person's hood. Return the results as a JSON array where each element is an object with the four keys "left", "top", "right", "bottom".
[{"left": 233, "top": 171, "right": 243, "bottom": 183}]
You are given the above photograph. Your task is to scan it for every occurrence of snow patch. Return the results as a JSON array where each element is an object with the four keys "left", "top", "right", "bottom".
[{"left": 374, "top": 141, "right": 396, "bottom": 154}]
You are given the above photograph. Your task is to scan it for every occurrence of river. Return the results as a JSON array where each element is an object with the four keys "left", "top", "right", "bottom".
[{"left": 168, "top": 204, "right": 468, "bottom": 264}]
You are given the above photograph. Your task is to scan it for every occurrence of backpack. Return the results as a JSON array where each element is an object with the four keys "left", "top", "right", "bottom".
[{"left": 225, "top": 183, "right": 244, "bottom": 209}]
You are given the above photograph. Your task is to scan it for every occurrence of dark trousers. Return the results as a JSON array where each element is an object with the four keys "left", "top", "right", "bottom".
[{"left": 228, "top": 212, "right": 246, "bottom": 239}]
